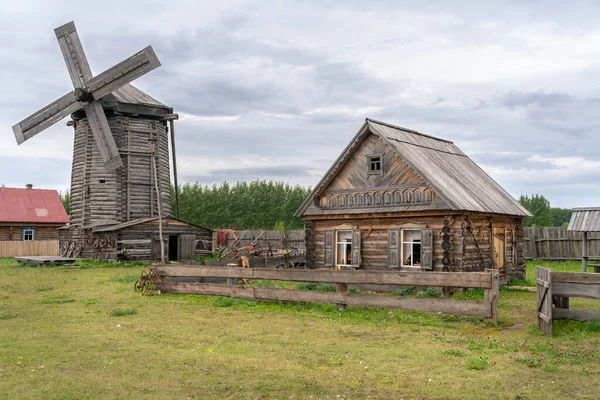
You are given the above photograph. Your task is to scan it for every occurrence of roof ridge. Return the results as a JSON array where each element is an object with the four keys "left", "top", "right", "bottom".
[{"left": 365, "top": 118, "right": 454, "bottom": 144}]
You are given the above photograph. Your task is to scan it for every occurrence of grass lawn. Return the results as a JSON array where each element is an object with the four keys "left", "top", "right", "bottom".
[{"left": 0, "top": 258, "right": 599, "bottom": 399}]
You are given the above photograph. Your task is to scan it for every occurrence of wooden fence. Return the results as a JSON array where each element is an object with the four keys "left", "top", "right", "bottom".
[
  {"left": 524, "top": 227, "right": 600, "bottom": 260},
  {"left": 0, "top": 240, "right": 59, "bottom": 258},
  {"left": 154, "top": 265, "right": 500, "bottom": 322},
  {"left": 213, "top": 230, "right": 305, "bottom": 252},
  {"left": 535, "top": 266, "right": 600, "bottom": 336}
]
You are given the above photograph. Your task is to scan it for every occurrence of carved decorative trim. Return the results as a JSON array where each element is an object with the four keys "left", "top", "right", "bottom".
[{"left": 320, "top": 186, "right": 435, "bottom": 209}]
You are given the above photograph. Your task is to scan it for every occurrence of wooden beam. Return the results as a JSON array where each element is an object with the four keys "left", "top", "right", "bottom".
[
  {"left": 154, "top": 265, "right": 493, "bottom": 288},
  {"left": 553, "top": 308, "right": 600, "bottom": 322},
  {"left": 552, "top": 272, "right": 600, "bottom": 284},
  {"left": 553, "top": 283, "right": 600, "bottom": 300},
  {"left": 156, "top": 282, "right": 491, "bottom": 317}
]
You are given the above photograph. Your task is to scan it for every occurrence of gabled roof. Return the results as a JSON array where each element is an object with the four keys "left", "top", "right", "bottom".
[
  {"left": 0, "top": 187, "right": 69, "bottom": 224},
  {"left": 567, "top": 208, "right": 600, "bottom": 232},
  {"left": 297, "top": 119, "right": 531, "bottom": 218}
]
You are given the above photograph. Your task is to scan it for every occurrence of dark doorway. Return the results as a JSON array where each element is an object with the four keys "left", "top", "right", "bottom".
[{"left": 168, "top": 235, "right": 178, "bottom": 261}]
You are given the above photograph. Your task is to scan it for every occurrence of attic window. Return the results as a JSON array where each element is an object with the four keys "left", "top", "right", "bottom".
[{"left": 368, "top": 155, "right": 382, "bottom": 175}]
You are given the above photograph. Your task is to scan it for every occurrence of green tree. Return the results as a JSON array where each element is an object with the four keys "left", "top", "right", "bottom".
[
  {"left": 551, "top": 207, "right": 573, "bottom": 227},
  {"left": 519, "top": 194, "right": 552, "bottom": 227},
  {"left": 59, "top": 189, "right": 71, "bottom": 216},
  {"left": 174, "top": 180, "right": 311, "bottom": 230}
]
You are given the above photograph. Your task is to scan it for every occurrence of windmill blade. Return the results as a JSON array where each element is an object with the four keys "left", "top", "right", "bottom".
[
  {"left": 54, "top": 21, "right": 93, "bottom": 88},
  {"left": 87, "top": 46, "right": 161, "bottom": 100},
  {"left": 84, "top": 101, "right": 123, "bottom": 171},
  {"left": 12, "top": 92, "right": 80, "bottom": 144}
]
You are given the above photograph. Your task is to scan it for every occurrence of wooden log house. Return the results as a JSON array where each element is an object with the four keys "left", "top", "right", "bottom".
[
  {"left": 58, "top": 85, "right": 213, "bottom": 261},
  {"left": 0, "top": 185, "right": 69, "bottom": 243},
  {"left": 296, "top": 119, "right": 531, "bottom": 281}
]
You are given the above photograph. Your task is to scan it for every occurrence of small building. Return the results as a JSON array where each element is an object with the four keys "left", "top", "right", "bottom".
[
  {"left": 0, "top": 185, "right": 69, "bottom": 256},
  {"left": 59, "top": 217, "right": 213, "bottom": 261},
  {"left": 567, "top": 207, "right": 600, "bottom": 272},
  {"left": 296, "top": 119, "right": 531, "bottom": 281}
]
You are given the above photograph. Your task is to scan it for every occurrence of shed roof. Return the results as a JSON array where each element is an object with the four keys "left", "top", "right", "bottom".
[
  {"left": 0, "top": 187, "right": 69, "bottom": 224},
  {"left": 297, "top": 119, "right": 531, "bottom": 217},
  {"left": 567, "top": 208, "right": 600, "bottom": 232},
  {"left": 92, "top": 216, "right": 213, "bottom": 233}
]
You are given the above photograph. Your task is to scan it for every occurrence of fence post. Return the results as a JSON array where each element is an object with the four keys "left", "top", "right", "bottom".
[
  {"left": 336, "top": 283, "right": 348, "bottom": 311},
  {"left": 582, "top": 231, "right": 588, "bottom": 272},
  {"left": 484, "top": 269, "right": 499, "bottom": 323}
]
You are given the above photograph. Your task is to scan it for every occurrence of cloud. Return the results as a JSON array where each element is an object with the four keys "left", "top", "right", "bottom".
[{"left": 3, "top": 1, "right": 600, "bottom": 209}]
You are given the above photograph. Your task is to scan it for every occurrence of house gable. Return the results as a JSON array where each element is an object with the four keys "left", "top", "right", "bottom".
[{"left": 326, "top": 133, "right": 425, "bottom": 191}]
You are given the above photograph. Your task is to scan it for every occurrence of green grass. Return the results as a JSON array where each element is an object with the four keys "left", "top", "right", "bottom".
[{"left": 0, "top": 258, "right": 598, "bottom": 399}]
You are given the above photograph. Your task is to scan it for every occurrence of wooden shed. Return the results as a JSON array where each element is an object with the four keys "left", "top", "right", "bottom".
[
  {"left": 59, "top": 217, "right": 212, "bottom": 261},
  {"left": 296, "top": 119, "right": 531, "bottom": 281},
  {"left": 567, "top": 207, "right": 600, "bottom": 272}
]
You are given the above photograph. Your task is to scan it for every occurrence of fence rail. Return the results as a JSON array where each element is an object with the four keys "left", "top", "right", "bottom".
[
  {"left": 525, "top": 227, "right": 600, "bottom": 260},
  {"left": 0, "top": 240, "right": 59, "bottom": 258},
  {"left": 536, "top": 266, "right": 600, "bottom": 336},
  {"left": 153, "top": 265, "right": 499, "bottom": 322}
]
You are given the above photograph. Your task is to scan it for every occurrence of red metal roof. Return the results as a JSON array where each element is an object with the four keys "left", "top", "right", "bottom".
[{"left": 0, "top": 187, "right": 69, "bottom": 224}]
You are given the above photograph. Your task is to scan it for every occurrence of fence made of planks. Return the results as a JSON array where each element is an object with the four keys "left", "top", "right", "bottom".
[
  {"left": 524, "top": 227, "right": 599, "bottom": 260},
  {"left": 0, "top": 240, "right": 59, "bottom": 258},
  {"left": 213, "top": 230, "right": 305, "bottom": 252},
  {"left": 535, "top": 266, "right": 600, "bottom": 336},
  {"left": 153, "top": 265, "right": 500, "bottom": 322}
]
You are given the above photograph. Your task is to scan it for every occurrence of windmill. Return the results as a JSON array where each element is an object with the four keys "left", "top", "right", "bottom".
[
  {"left": 11, "top": 22, "right": 201, "bottom": 262},
  {"left": 13, "top": 21, "right": 160, "bottom": 172}
]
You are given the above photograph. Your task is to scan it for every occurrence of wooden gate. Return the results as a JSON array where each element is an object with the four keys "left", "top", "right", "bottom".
[{"left": 535, "top": 267, "right": 552, "bottom": 336}]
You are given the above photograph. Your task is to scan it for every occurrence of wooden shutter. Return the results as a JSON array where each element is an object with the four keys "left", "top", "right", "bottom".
[
  {"left": 421, "top": 228, "right": 433, "bottom": 270},
  {"left": 351, "top": 229, "right": 361, "bottom": 268},
  {"left": 324, "top": 231, "right": 334, "bottom": 268},
  {"left": 388, "top": 230, "right": 400, "bottom": 268},
  {"left": 179, "top": 234, "right": 196, "bottom": 260}
]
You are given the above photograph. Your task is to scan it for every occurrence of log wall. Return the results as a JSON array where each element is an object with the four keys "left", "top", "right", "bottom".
[
  {"left": 306, "top": 213, "right": 525, "bottom": 279},
  {"left": 70, "top": 112, "right": 171, "bottom": 227},
  {"left": 0, "top": 225, "right": 62, "bottom": 241}
]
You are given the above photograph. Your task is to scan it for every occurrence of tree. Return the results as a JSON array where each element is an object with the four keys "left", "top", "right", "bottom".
[
  {"left": 175, "top": 180, "right": 312, "bottom": 230},
  {"left": 519, "top": 194, "right": 552, "bottom": 227},
  {"left": 551, "top": 207, "right": 573, "bottom": 227},
  {"left": 59, "top": 189, "right": 71, "bottom": 216}
]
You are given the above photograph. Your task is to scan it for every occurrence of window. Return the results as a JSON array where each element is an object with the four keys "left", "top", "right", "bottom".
[
  {"left": 336, "top": 231, "right": 352, "bottom": 267},
  {"left": 22, "top": 228, "right": 35, "bottom": 241},
  {"left": 368, "top": 155, "right": 382, "bottom": 175},
  {"left": 401, "top": 229, "right": 421, "bottom": 267}
]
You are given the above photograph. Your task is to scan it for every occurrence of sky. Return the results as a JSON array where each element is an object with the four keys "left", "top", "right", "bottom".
[{"left": 1, "top": 0, "right": 599, "bottom": 208}]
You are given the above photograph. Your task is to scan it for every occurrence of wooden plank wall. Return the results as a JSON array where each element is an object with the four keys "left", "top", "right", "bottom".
[
  {"left": 213, "top": 230, "right": 306, "bottom": 252},
  {"left": 524, "top": 227, "right": 600, "bottom": 260},
  {"left": 0, "top": 240, "right": 59, "bottom": 257}
]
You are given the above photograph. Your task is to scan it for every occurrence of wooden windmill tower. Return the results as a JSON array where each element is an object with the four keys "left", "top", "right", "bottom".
[{"left": 12, "top": 22, "right": 212, "bottom": 261}]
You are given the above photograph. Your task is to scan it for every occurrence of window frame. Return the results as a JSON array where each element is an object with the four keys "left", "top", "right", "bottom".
[
  {"left": 335, "top": 230, "right": 353, "bottom": 268},
  {"left": 22, "top": 227, "right": 36, "bottom": 241},
  {"left": 367, "top": 154, "right": 383, "bottom": 176},
  {"left": 400, "top": 228, "right": 422, "bottom": 268}
]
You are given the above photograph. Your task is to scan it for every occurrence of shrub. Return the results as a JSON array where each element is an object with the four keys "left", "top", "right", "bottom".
[
  {"left": 110, "top": 308, "right": 137, "bottom": 317},
  {"left": 465, "top": 357, "right": 488, "bottom": 370}
]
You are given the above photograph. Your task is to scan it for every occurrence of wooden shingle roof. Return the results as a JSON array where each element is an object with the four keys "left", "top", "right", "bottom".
[
  {"left": 567, "top": 208, "right": 600, "bottom": 232},
  {"left": 297, "top": 119, "right": 531, "bottom": 218}
]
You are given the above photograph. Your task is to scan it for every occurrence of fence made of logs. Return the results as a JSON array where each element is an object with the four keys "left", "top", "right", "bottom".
[
  {"left": 536, "top": 266, "right": 600, "bottom": 336},
  {"left": 152, "top": 265, "right": 500, "bottom": 322},
  {"left": 213, "top": 230, "right": 305, "bottom": 253}
]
